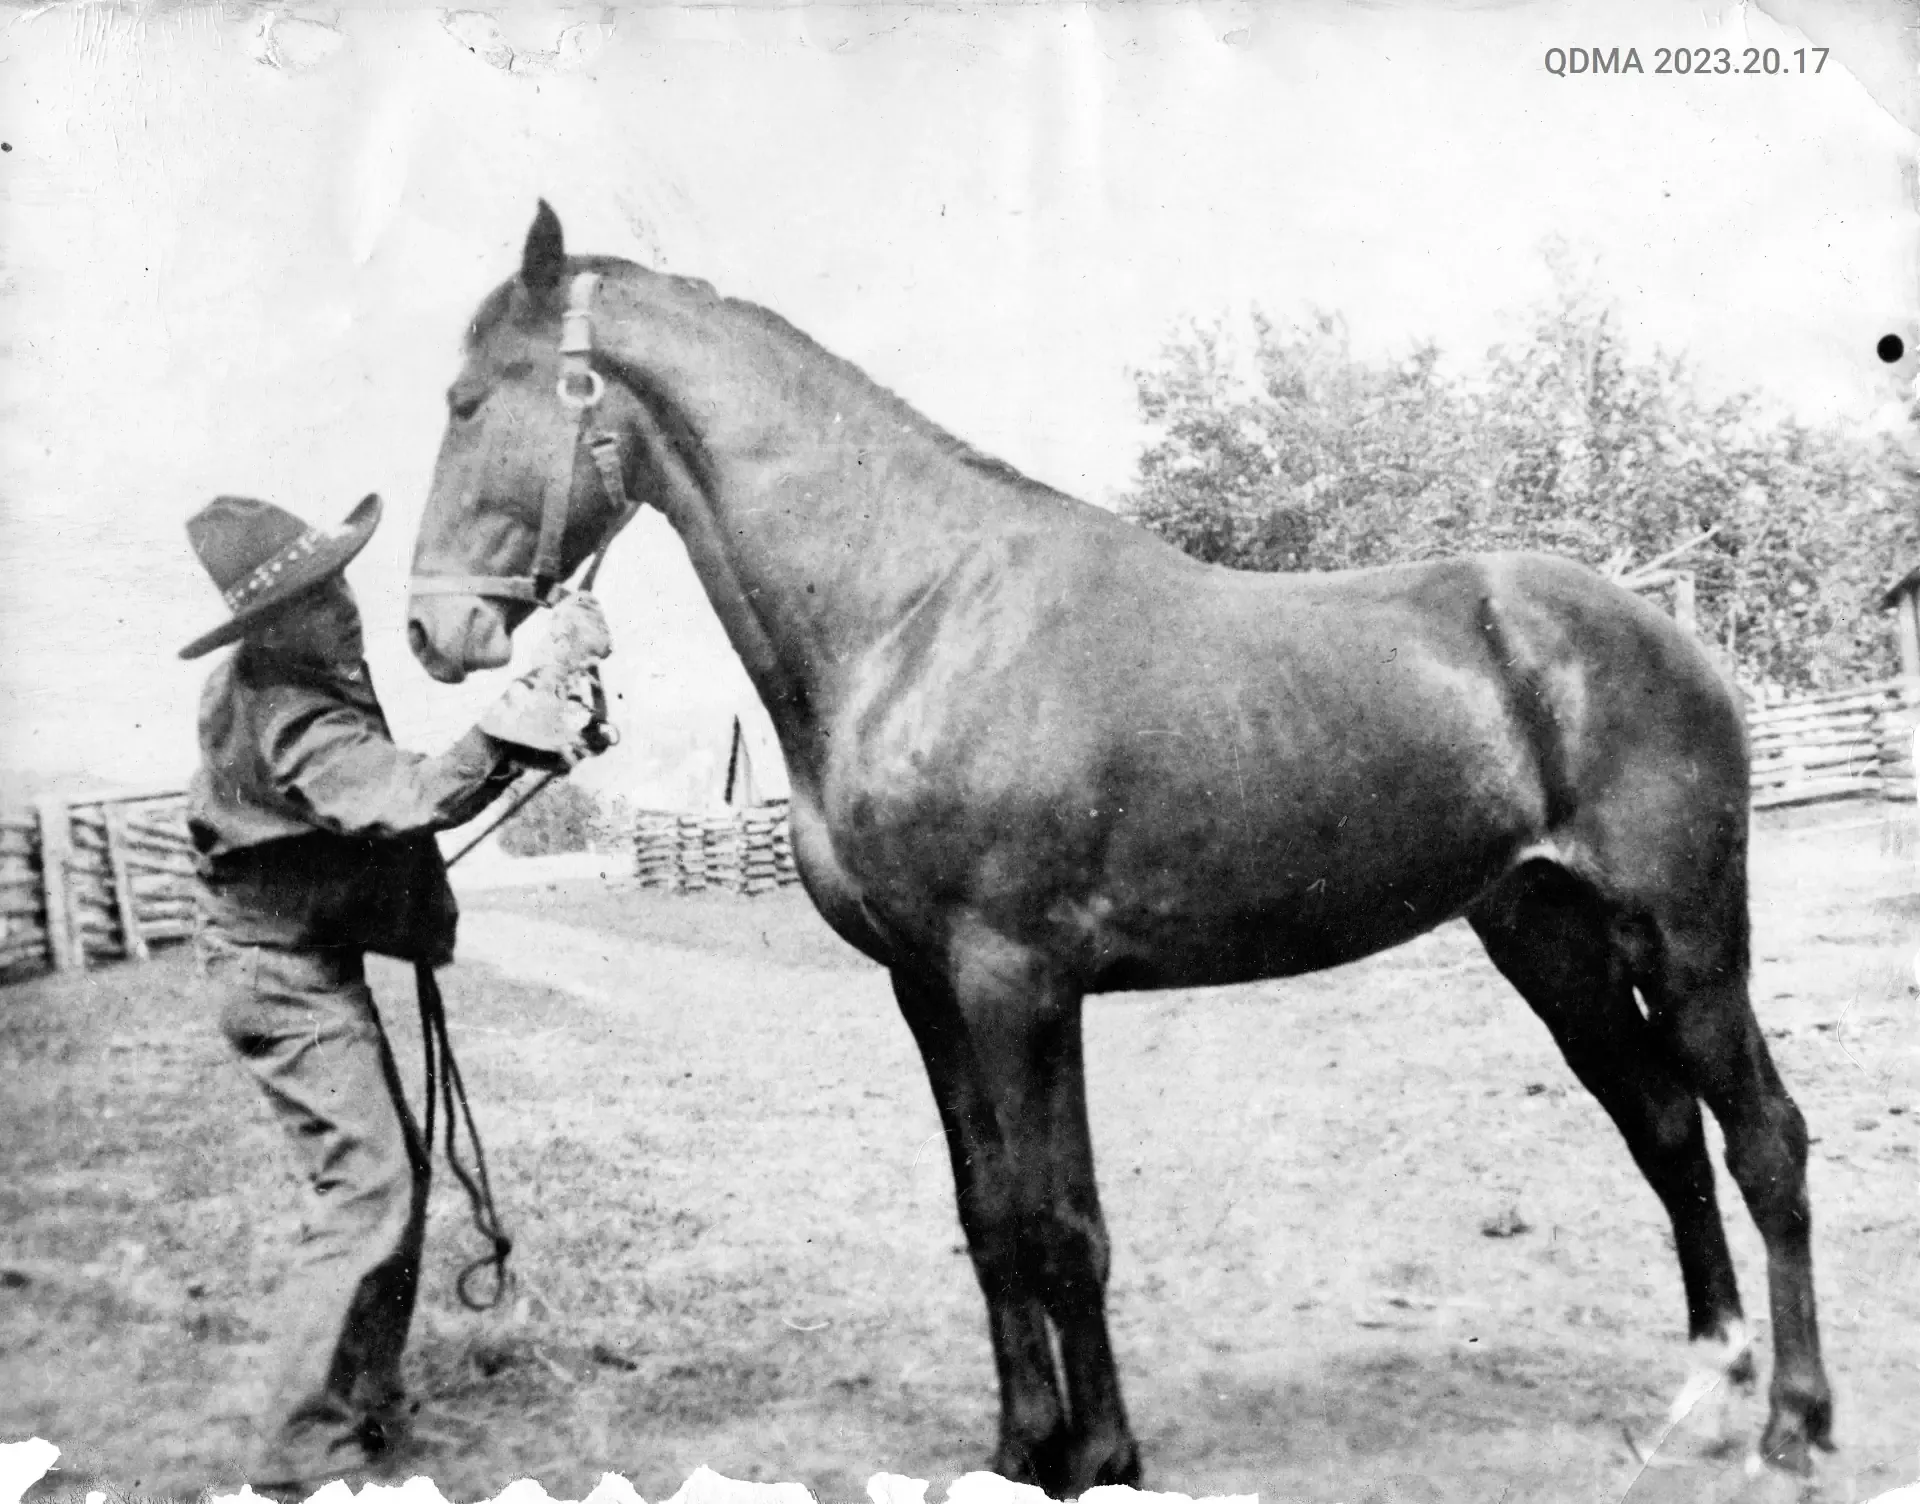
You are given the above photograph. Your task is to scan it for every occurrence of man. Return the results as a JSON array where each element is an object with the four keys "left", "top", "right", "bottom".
[{"left": 179, "top": 492, "right": 609, "bottom": 1497}]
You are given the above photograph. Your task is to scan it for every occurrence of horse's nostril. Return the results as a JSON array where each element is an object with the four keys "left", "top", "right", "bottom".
[{"left": 406, "top": 619, "right": 429, "bottom": 661}]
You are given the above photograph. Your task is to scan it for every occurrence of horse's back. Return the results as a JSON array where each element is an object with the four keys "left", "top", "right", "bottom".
[{"left": 1204, "top": 547, "right": 1746, "bottom": 801}]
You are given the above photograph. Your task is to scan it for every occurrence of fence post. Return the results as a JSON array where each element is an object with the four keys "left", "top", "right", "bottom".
[
  {"left": 35, "top": 797, "right": 79, "bottom": 972},
  {"left": 1672, "top": 571, "right": 1697, "bottom": 637},
  {"left": 103, "top": 803, "right": 150, "bottom": 962}
]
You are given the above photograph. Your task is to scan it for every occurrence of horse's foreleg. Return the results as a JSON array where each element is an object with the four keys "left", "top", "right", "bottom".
[
  {"left": 1021, "top": 981, "right": 1140, "bottom": 1490},
  {"left": 890, "top": 962, "right": 1070, "bottom": 1487},
  {"left": 890, "top": 945, "right": 1140, "bottom": 1493}
]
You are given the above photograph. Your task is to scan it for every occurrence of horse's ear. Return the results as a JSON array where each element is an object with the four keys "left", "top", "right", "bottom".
[{"left": 521, "top": 200, "right": 565, "bottom": 294}]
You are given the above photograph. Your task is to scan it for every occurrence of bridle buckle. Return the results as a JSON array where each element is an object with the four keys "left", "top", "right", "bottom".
[{"left": 557, "top": 365, "right": 605, "bottom": 411}]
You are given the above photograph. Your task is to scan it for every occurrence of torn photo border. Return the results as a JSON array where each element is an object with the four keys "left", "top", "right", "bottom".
[
  {"left": 4, "top": 0, "right": 1920, "bottom": 1501},
  {"left": 5, "top": 1443, "right": 1268, "bottom": 1504}
]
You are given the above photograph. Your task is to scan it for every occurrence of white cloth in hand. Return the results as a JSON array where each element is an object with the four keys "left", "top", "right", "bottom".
[
  {"left": 477, "top": 673, "right": 600, "bottom": 770},
  {"left": 531, "top": 591, "right": 612, "bottom": 679}
]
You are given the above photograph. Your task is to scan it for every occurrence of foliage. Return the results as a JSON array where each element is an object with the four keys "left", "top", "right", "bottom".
[
  {"left": 1122, "top": 256, "right": 1920, "bottom": 691},
  {"left": 494, "top": 776, "right": 612, "bottom": 858}
]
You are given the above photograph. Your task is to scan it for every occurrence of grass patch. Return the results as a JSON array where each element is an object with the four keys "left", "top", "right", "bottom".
[{"left": 462, "top": 881, "right": 876, "bottom": 974}]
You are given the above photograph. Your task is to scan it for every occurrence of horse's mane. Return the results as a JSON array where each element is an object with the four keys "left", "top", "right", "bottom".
[
  {"left": 717, "top": 290, "right": 1081, "bottom": 508},
  {"left": 466, "top": 257, "right": 1079, "bottom": 508}
]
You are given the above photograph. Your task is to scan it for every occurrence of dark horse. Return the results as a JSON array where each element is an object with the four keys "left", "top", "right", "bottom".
[{"left": 407, "top": 204, "right": 1831, "bottom": 1492}]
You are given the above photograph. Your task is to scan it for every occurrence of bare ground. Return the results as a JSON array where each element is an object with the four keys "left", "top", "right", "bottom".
[{"left": 3, "top": 804, "right": 1917, "bottom": 1504}]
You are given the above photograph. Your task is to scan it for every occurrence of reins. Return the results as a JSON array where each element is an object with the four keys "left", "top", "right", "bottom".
[{"left": 410, "top": 269, "right": 646, "bottom": 1311}]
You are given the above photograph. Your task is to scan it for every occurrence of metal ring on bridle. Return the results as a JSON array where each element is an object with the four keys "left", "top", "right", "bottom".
[{"left": 558, "top": 365, "right": 605, "bottom": 411}]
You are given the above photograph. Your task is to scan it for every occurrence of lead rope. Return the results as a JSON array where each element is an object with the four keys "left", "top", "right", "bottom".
[{"left": 416, "top": 958, "right": 514, "bottom": 1310}]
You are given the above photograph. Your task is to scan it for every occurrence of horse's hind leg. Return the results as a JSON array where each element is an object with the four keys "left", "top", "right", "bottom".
[
  {"left": 1469, "top": 867, "right": 1752, "bottom": 1390},
  {"left": 890, "top": 938, "right": 1141, "bottom": 1494},
  {"left": 1639, "top": 899, "right": 1833, "bottom": 1470}
]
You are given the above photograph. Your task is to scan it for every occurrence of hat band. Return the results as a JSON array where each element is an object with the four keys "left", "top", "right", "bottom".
[{"left": 222, "top": 528, "right": 329, "bottom": 612}]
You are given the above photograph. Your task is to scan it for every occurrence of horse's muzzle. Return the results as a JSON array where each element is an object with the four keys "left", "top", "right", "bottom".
[{"left": 406, "top": 594, "right": 514, "bottom": 683}]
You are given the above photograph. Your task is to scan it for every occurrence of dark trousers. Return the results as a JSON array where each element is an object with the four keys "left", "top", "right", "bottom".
[{"left": 200, "top": 924, "right": 429, "bottom": 1485}]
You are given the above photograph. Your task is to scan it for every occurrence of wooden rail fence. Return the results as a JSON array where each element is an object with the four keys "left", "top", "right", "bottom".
[
  {"left": 3, "top": 787, "right": 195, "bottom": 977},
  {"left": 1747, "top": 677, "right": 1918, "bottom": 810},
  {"left": 4, "top": 679, "right": 1917, "bottom": 980}
]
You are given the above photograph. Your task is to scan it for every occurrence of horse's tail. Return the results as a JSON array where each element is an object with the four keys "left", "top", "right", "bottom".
[{"left": 1477, "top": 588, "right": 1579, "bottom": 831}]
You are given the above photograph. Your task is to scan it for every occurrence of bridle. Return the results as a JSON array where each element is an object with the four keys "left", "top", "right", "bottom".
[{"left": 410, "top": 270, "right": 644, "bottom": 609}]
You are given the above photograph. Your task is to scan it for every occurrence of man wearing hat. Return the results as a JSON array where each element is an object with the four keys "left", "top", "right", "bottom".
[{"left": 180, "top": 492, "right": 609, "bottom": 1496}]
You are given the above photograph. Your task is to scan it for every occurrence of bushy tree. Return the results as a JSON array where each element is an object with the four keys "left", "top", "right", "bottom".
[
  {"left": 1122, "top": 261, "right": 1919, "bottom": 692},
  {"left": 1129, "top": 312, "right": 1481, "bottom": 573},
  {"left": 495, "top": 776, "right": 608, "bottom": 857}
]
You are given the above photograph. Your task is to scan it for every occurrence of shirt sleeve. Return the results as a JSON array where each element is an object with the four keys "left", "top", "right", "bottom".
[{"left": 266, "top": 699, "right": 520, "bottom": 841}]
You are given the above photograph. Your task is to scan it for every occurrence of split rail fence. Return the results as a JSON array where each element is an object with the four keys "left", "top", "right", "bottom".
[
  {"left": 1747, "top": 677, "right": 1917, "bottom": 811},
  {"left": 5, "top": 679, "right": 1918, "bottom": 979},
  {"left": 2, "top": 788, "right": 195, "bottom": 977}
]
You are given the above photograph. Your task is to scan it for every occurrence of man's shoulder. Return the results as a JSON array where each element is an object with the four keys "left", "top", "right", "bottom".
[
  {"left": 212, "top": 659, "right": 386, "bottom": 762},
  {"left": 230, "top": 654, "right": 378, "bottom": 712}
]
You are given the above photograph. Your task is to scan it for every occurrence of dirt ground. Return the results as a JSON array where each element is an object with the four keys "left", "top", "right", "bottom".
[{"left": 4, "top": 803, "right": 1916, "bottom": 1504}]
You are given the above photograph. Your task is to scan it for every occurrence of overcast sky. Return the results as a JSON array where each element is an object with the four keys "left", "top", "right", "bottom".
[{"left": 2, "top": 0, "right": 1916, "bottom": 803}]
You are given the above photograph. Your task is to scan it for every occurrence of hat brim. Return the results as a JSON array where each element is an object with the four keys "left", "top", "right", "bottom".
[{"left": 179, "top": 494, "right": 384, "bottom": 660}]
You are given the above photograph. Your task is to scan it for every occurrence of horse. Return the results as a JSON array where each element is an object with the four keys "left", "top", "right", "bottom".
[{"left": 406, "top": 202, "right": 1832, "bottom": 1493}]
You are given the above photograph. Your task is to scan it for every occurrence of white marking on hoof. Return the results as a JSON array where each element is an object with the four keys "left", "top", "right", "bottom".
[
  {"left": 1627, "top": 1321, "right": 1756, "bottom": 1469},
  {"left": 1666, "top": 1320, "right": 1753, "bottom": 1432}
]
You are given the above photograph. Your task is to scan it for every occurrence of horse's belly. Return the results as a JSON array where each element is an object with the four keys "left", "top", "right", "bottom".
[
  {"left": 1083, "top": 898, "right": 1450, "bottom": 992},
  {"left": 1071, "top": 807, "right": 1527, "bottom": 992}
]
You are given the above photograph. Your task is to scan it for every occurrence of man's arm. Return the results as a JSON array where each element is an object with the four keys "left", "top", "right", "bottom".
[
  {"left": 265, "top": 593, "right": 615, "bottom": 841},
  {"left": 267, "top": 703, "right": 522, "bottom": 842}
]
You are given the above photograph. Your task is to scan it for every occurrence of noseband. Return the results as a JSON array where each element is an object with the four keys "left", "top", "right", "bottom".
[{"left": 412, "top": 271, "right": 643, "bottom": 609}]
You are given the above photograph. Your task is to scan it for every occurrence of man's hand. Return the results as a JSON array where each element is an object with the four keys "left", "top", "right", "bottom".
[
  {"left": 477, "top": 673, "right": 608, "bottom": 771},
  {"left": 532, "top": 591, "right": 612, "bottom": 679}
]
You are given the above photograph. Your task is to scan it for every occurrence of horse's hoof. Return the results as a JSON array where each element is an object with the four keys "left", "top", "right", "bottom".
[
  {"left": 991, "top": 1428, "right": 1073, "bottom": 1495},
  {"left": 1066, "top": 1434, "right": 1142, "bottom": 1491},
  {"left": 1758, "top": 1433, "right": 1811, "bottom": 1477},
  {"left": 1758, "top": 1397, "right": 1834, "bottom": 1477},
  {"left": 1758, "top": 1372, "right": 1835, "bottom": 1474}
]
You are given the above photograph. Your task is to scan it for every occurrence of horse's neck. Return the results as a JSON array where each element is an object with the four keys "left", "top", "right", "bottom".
[{"left": 631, "top": 320, "right": 1032, "bottom": 773}]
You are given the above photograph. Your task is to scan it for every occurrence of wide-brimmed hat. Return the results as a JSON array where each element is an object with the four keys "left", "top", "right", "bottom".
[{"left": 179, "top": 493, "right": 383, "bottom": 660}]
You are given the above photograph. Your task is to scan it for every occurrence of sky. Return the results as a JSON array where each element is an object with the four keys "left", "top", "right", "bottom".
[{"left": 2, "top": 0, "right": 1917, "bottom": 806}]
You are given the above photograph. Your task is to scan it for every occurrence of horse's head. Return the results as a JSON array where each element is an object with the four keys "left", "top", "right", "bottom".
[{"left": 408, "top": 201, "right": 652, "bottom": 683}]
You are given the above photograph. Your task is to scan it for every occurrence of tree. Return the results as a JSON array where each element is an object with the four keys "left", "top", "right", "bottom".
[
  {"left": 1122, "top": 263, "right": 1918, "bottom": 691},
  {"left": 1128, "top": 311, "right": 1480, "bottom": 573}
]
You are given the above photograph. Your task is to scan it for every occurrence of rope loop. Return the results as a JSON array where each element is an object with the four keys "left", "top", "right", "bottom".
[{"left": 416, "top": 960, "right": 514, "bottom": 1312}]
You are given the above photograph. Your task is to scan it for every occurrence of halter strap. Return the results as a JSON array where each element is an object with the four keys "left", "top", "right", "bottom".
[
  {"left": 409, "top": 574, "right": 551, "bottom": 602},
  {"left": 413, "top": 270, "right": 635, "bottom": 609},
  {"left": 580, "top": 432, "right": 640, "bottom": 591}
]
